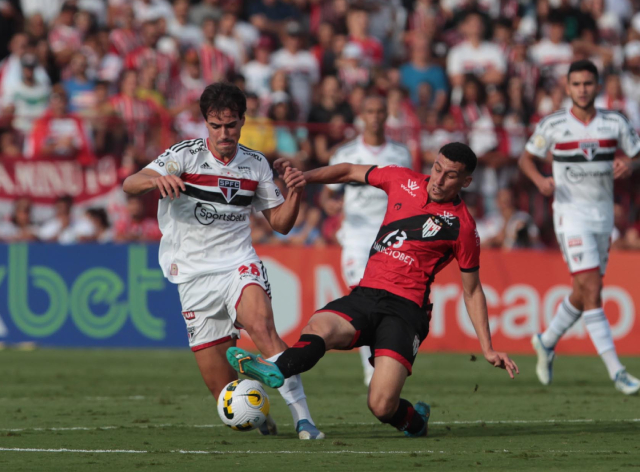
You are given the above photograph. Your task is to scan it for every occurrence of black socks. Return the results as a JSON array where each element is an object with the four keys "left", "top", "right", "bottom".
[
  {"left": 385, "top": 398, "right": 425, "bottom": 434},
  {"left": 275, "top": 334, "right": 326, "bottom": 378}
]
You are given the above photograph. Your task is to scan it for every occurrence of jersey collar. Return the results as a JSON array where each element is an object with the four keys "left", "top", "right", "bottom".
[
  {"left": 569, "top": 107, "right": 598, "bottom": 127},
  {"left": 206, "top": 138, "right": 238, "bottom": 166}
]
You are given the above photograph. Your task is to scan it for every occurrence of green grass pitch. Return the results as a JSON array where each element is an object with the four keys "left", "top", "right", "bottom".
[{"left": 1, "top": 349, "right": 639, "bottom": 471}]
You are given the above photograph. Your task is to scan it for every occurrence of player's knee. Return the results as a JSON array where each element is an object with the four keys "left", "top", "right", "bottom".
[
  {"left": 242, "top": 316, "right": 276, "bottom": 342},
  {"left": 367, "top": 394, "right": 397, "bottom": 421},
  {"left": 301, "top": 322, "right": 323, "bottom": 337}
]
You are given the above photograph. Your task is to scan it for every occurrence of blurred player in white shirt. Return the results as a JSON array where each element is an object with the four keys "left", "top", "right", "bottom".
[
  {"left": 123, "top": 83, "right": 324, "bottom": 439},
  {"left": 519, "top": 60, "right": 640, "bottom": 395},
  {"left": 321, "top": 96, "right": 413, "bottom": 386}
]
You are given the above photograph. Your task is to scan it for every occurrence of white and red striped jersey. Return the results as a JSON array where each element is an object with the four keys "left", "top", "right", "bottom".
[
  {"left": 146, "top": 139, "right": 285, "bottom": 283},
  {"left": 49, "top": 25, "right": 83, "bottom": 54},
  {"left": 124, "top": 46, "right": 176, "bottom": 95},
  {"left": 197, "top": 44, "right": 235, "bottom": 84},
  {"left": 109, "top": 28, "right": 142, "bottom": 57},
  {"left": 525, "top": 108, "right": 640, "bottom": 233},
  {"left": 109, "top": 94, "right": 157, "bottom": 149}
]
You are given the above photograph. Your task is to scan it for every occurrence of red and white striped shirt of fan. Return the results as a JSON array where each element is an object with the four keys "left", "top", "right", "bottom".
[
  {"left": 197, "top": 44, "right": 235, "bottom": 84},
  {"left": 124, "top": 46, "right": 176, "bottom": 95}
]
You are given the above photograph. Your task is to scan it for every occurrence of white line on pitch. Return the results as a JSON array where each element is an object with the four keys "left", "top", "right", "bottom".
[
  {"left": 0, "top": 447, "right": 632, "bottom": 455},
  {"left": 2, "top": 418, "right": 640, "bottom": 433}
]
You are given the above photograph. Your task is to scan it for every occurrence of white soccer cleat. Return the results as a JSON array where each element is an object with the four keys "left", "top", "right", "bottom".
[
  {"left": 614, "top": 370, "right": 640, "bottom": 395},
  {"left": 531, "top": 334, "right": 555, "bottom": 385}
]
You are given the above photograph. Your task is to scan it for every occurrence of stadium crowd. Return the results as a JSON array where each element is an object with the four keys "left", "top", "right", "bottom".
[{"left": 2, "top": 0, "right": 640, "bottom": 249}]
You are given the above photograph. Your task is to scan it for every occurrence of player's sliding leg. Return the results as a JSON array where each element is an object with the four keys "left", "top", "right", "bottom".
[
  {"left": 235, "top": 285, "right": 325, "bottom": 438},
  {"left": 367, "top": 356, "right": 429, "bottom": 437},
  {"left": 359, "top": 346, "right": 375, "bottom": 386}
]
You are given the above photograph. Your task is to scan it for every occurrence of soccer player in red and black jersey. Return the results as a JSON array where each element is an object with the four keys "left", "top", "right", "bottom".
[{"left": 227, "top": 142, "right": 519, "bottom": 437}]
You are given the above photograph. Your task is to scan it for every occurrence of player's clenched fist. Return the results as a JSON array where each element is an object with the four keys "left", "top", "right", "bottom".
[
  {"left": 536, "top": 176, "right": 555, "bottom": 197},
  {"left": 273, "top": 157, "right": 293, "bottom": 174},
  {"left": 153, "top": 174, "right": 186, "bottom": 200}
]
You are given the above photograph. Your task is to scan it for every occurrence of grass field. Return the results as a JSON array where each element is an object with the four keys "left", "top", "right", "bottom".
[{"left": 1, "top": 349, "right": 639, "bottom": 471}]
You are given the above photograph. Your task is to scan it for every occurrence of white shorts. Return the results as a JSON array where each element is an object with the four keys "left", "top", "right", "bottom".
[
  {"left": 341, "top": 246, "right": 370, "bottom": 288},
  {"left": 177, "top": 259, "right": 271, "bottom": 352},
  {"left": 556, "top": 232, "right": 611, "bottom": 276}
]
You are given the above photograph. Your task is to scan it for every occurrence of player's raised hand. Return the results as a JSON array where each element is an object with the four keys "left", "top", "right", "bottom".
[
  {"left": 283, "top": 166, "right": 306, "bottom": 191},
  {"left": 273, "top": 157, "right": 294, "bottom": 174},
  {"left": 613, "top": 156, "right": 633, "bottom": 180},
  {"left": 536, "top": 176, "right": 555, "bottom": 197},
  {"left": 484, "top": 350, "right": 519, "bottom": 379},
  {"left": 153, "top": 174, "right": 186, "bottom": 200}
]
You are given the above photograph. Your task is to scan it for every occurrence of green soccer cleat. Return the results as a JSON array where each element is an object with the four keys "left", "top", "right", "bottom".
[
  {"left": 404, "top": 402, "right": 430, "bottom": 438},
  {"left": 226, "top": 347, "right": 285, "bottom": 388}
]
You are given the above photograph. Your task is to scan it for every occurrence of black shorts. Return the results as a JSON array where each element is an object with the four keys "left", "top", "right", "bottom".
[{"left": 316, "top": 287, "right": 431, "bottom": 375}]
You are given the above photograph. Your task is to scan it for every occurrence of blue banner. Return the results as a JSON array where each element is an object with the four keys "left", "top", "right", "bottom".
[{"left": 0, "top": 243, "right": 186, "bottom": 347}]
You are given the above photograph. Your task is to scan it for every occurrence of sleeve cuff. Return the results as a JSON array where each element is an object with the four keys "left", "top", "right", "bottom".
[
  {"left": 364, "top": 165, "right": 377, "bottom": 184},
  {"left": 460, "top": 266, "right": 480, "bottom": 273}
]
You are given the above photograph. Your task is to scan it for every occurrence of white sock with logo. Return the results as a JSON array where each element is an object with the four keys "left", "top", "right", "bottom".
[
  {"left": 583, "top": 308, "right": 625, "bottom": 380},
  {"left": 540, "top": 297, "right": 582, "bottom": 350},
  {"left": 267, "top": 352, "right": 314, "bottom": 426}
]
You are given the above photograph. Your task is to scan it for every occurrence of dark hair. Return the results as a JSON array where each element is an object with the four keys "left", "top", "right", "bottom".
[
  {"left": 567, "top": 59, "right": 599, "bottom": 82},
  {"left": 56, "top": 195, "right": 74, "bottom": 208},
  {"left": 547, "top": 10, "right": 564, "bottom": 26},
  {"left": 199, "top": 82, "right": 247, "bottom": 119},
  {"left": 87, "top": 208, "right": 110, "bottom": 229},
  {"left": 439, "top": 142, "right": 477, "bottom": 174}
]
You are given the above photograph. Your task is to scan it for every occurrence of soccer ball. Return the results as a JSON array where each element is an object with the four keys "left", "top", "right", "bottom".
[{"left": 217, "top": 379, "right": 270, "bottom": 431}]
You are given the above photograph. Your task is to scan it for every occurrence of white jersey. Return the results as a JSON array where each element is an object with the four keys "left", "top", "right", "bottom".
[
  {"left": 525, "top": 108, "right": 640, "bottom": 233},
  {"left": 146, "top": 139, "right": 284, "bottom": 283},
  {"left": 328, "top": 136, "right": 412, "bottom": 249}
]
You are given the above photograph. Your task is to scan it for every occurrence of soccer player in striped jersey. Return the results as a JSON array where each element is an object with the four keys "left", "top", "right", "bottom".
[
  {"left": 123, "top": 83, "right": 324, "bottom": 439},
  {"left": 519, "top": 60, "right": 640, "bottom": 395}
]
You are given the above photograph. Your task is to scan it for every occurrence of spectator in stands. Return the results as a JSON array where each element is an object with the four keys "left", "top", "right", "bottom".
[
  {"left": 0, "top": 128, "right": 21, "bottom": 158},
  {"left": 215, "top": 12, "right": 247, "bottom": 66},
  {"left": 0, "top": 197, "right": 39, "bottom": 242},
  {"left": 168, "top": 0, "right": 204, "bottom": 50},
  {"left": 622, "top": 41, "right": 640, "bottom": 105},
  {"left": 238, "top": 92, "right": 276, "bottom": 160},
  {"left": 271, "top": 20, "right": 319, "bottom": 120},
  {"left": 39, "top": 195, "right": 94, "bottom": 244},
  {"left": 175, "top": 98, "right": 208, "bottom": 140},
  {"left": 307, "top": 75, "right": 354, "bottom": 125},
  {"left": 314, "top": 112, "right": 351, "bottom": 164},
  {"left": 124, "top": 16, "right": 176, "bottom": 97},
  {"left": 80, "top": 208, "right": 113, "bottom": 243},
  {"left": 189, "top": 0, "right": 223, "bottom": 26},
  {"left": 133, "top": 0, "right": 173, "bottom": 24},
  {"left": 420, "top": 111, "right": 465, "bottom": 171},
  {"left": 109, "top": 5, "right": 141, "bottom": 58},
  {"left": 2, "top": 53, "right": 51, "bottom": 135},
  {"left": 400, "top": 35, "right": 448, "bottom": 111},
  {"left": 268, "top": 95, "right": 311, "bottom": 169},
  {"left": 248, "top": 0, "right": 301, "bottom": 36},
  {"left": 529, "top": 11, "right": 573, "bottom": 88},
  {"left": 311, "top": 21, "right": 338, "bottom": 77},
  {"left": 241, "top": 36, "right": 274, "bottom": 100},
  {"left": 114, "top": 195, "right": 161, "bottom": 242},
  {"left": 507, "top": 35, "right": 539, "bottom": 105},
  {"left": 595, "top": 74, "right": 640, "bottom": 130},
  {"left": 446, "top": 11, "right": 505, "bottom": 99},
  {"left": 63, "top": 52, "right": 96, "bottom": 114},
  {"left": 385, "top": 87, "right": 420, "bottom": 149},
  {"left": 25, "top": 84, "right": 96, "bottom": 165},
  {"left": 0, "top": 32, "right": 50, "bottom": 99},
  {"left": 198, "top": 17, "right": 235, "bottom": 85},
  {"left": 336, "top": 42, "right": 371, "bottom": 94},
  {"left": 477, "top": 188, "right": 540, "bottom": 250},
  {"left": 48, "top": 3, "right": 82, "bottom": 68},
  {"left": 346, "top": 7, "right": 383, "bottom": 66}
]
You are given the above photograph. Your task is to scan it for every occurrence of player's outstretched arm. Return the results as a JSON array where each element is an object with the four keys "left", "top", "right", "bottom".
[
  {"left": 461, "top": 270, "right": 519, "bottom": 379},
  {"left": 123, "top": 168, "right": 185, "bottom": 199},
  {"left": 274, "top": 158, "right": 371, "bottom": 185},
  {"left": 262, "top": 167, "right": 305, "bottom": 234},
  {"left": 518, "top": 150, "right": 554, "bottom": 197}
]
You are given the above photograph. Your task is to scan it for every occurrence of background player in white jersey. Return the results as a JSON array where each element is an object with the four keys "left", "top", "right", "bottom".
[
  {"left": 122, "top": 82, "right": 325, "bottom": 438},
  {"left": 321, "top": 95, "right": 412, "bottom": 386},
  {"left": 519, "top": 60, "right": 640, "bottom": 395}
]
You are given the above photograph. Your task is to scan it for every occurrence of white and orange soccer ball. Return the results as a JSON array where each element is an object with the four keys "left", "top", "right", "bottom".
[{"left": 217, "top": 379, "right": 270, "bottom": 431}]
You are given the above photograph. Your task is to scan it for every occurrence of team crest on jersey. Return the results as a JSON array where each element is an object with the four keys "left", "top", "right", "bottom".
[
  {"left": 219, "top": 178, "right": 241, "bottom": 202},
  {"left": 422, "top": 216, "right": 443, "bottom": 238},
  {"left": 579, "top": 141, "right": 598, "bottom": 160}
]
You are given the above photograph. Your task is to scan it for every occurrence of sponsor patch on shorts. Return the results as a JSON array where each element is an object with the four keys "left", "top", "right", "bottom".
[
  {"left": 568, "top": 237, "right": 583, "bottom": 247},
  {"left": 182, "top": 311, "right": 196, "bottom": 320}
]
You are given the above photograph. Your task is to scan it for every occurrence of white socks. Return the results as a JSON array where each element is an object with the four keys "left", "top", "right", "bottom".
[
  {"left": 541, "top": 297, "right": 582, "bottom": 349},
  {"left": 583, "top": 308, "right": 625, "bottom": 380},
  {"left": 267, "top": 352, "right": 314, "bottom": 425},
  {"left": 359, "top": 345, "right": 374, "bottom": 377}
]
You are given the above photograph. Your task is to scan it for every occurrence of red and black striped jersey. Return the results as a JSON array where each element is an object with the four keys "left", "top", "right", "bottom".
[{"left": 359, "top": 166, "right": 480, "bottom": 309}]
